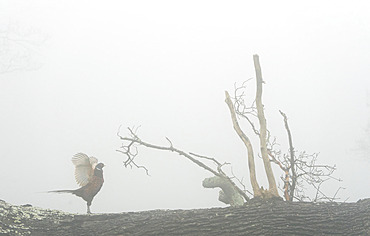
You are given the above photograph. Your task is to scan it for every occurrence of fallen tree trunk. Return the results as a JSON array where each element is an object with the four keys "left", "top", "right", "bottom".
[{"left": 1, "top": 198, "right": 369, "bottom": 235}]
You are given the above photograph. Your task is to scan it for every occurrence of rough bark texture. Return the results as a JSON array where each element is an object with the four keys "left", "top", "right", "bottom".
[{"left": 1, "top": 198, "right": 369, "bottom": 236}]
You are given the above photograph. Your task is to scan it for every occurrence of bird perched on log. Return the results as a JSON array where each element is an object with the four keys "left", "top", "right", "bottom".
[{"left": 48, "top": 153, "right": 105, "bottom": 214}]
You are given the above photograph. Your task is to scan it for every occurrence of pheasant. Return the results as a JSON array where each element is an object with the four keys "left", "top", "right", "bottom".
[{"left": 49, "top": 153, "right": 105, "bottom": 214}]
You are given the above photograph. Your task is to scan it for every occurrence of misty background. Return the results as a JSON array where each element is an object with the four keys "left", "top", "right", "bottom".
[{"left": 1, "top": 1, "right": 369, "bottom": 214}]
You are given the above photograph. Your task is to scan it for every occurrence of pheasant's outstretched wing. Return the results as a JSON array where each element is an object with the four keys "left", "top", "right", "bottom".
[{"left": 72, "top": 153, "right": 98, "bottom": 187}]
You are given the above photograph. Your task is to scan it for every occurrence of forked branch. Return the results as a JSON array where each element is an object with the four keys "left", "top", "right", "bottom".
[
  {"left": 225, "top": 91, "right": 261, "bottom": 197},
  {"left": 117, "top": 127, "right": 250, "bottom": 205}
]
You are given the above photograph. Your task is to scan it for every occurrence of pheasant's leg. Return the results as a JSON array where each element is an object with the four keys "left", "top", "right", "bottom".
[{"left": 87, "top": 204, "right": 91, "bottom": 214}]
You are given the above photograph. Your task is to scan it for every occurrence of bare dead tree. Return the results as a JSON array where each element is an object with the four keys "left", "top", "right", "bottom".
[
  {"left": 233, "top": 82, "right": 344, "bottom": 202},
  {"left": 117, "top": 54, "right": 343, "bottom": 204},
  {"left": 225, "top": 54, "right": 279, "bottom": 199},
  {"left": 230, "top": 56, "right": 343, "bottom": 202},
  {"left": 117, "top": 127, "right": 250, "bottom": 206}
]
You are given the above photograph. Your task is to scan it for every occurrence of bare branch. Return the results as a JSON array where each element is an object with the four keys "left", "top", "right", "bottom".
[
  {"left": 279, "top": 110, "right": 297, "bottom": 201},
  {"left": 117, "top": 127, "right": 250, "bottom": 203},
  {"left": 268, "top": 150, "right": 290, "bottom": 201},
  {"left": 253, "top": 54, "right": 279, "bottom": 196},
  {"left": 165, "top": 137, "right": 173, "bottom": 148},
  {"left": 225, "top": 90, "right": 261, "bottom": 197},
  {"left": 232, "top": 81, "right": 259, "bottom": 135},
  {"left": 120, "top": 134, "right": 220, "bottom": 176},
  {"left": 116, "top": 126, "right": 150, "bottom": 175},
  {"left": 269, "top": 111, "right": 345, "bottom": 202}
]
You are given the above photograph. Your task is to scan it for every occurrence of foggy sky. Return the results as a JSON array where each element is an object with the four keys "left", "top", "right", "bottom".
[{"left": 1, "top": 1, "right": 369, "bottom": 213}]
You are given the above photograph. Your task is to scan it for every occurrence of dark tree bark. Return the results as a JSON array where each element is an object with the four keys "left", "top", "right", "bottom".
[{"left": 1, "top": 198, "right": 369, "bottom": 235}]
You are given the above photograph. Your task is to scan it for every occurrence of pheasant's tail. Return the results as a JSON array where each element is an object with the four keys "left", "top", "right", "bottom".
[{"left": 47, "top": 190, "right": 75, "bottom": 194}]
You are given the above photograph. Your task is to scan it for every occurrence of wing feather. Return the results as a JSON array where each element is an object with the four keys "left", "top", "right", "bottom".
[
  {"left": 89, "top": 156, "right": 98, "bottom": 169},
  {"left": 72, "top": 153, "right": 98, "bottom": 187}
]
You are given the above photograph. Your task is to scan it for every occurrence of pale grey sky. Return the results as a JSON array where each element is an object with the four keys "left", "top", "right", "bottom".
[{"left": 1, "top": 1, "right": 369, "bottom": 213}]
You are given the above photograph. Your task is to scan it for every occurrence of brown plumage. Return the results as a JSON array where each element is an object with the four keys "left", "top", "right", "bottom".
[{"left": 49, "top": 153, "right": 105, "bottom": 214}]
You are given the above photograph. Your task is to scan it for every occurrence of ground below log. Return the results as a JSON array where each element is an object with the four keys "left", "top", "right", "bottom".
[{"left": 1, "top": 198, "right": 369, "bottom": 235}]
